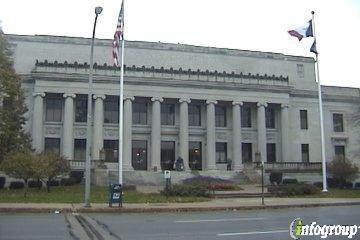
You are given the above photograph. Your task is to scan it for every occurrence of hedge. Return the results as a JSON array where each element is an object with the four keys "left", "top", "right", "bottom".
[
  {"left": 268, "top": 183, "right": 320, "bottom": 196},
  {"left": 161, "top": 184, "right": 209, "bottom": 197}
]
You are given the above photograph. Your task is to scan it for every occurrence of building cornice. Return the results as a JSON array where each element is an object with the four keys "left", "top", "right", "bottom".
[
  {"left": 27, "top": 71, "right": 293, "bottom": 94},
  {"left": 290, "top": 90, "right": 360, "bottom": 103},
  {"left": 34, "top": 60, "right": 290, "bottom": 83},
  {"left": 6, "top": 34, "right": 314, "bottom": 63}
]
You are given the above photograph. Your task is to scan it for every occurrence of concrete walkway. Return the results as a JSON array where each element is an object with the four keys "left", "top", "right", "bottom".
[{"left": 1, "top": 197, "right": 359, "bottom": 213}]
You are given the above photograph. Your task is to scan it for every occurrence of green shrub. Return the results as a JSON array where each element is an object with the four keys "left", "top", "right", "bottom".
[
  {"left": 0, "top": 177, "right": 5, "bottom": 189},
  {"left": 9, "top": 181, "right": 25, "bottom": 189},
  {"left": 46, "top": 180, "right": 59, "bottom": 187},
  {"left": 268, "top": 183, "right": 320, "bottom": 196},
  {"left": 269, "top": 172, "right": 282, "bottom": 185},
  {"left": 70, "top": 171, "right": 83, "bottom": 184},
  {"left": 28, "top": 180, "right": 42, "bottom": 188},
  {"left": 161, "top": 184, "right": 209, "bottom": 197},
  {"left": 60, "top": 177, "right": 77, "bottom": 186},
  {"left": 282, "top": 178, "right": 298, "bottom": 184},
  {"left": 327, "top": 157, "right": 359, "bottom": 187}
]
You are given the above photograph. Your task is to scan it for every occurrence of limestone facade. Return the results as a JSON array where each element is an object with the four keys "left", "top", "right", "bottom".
[{"left": 6, "top": 34, "right": 360, "bottom": 171}]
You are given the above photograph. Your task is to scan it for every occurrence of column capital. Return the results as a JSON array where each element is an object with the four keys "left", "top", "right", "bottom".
[
  {"left": 151, "top": 96, "right": 164, "bottom": 103},
  {"left": 33, "top": 92, "right": 45, "bottom": 98},
  {"left": 281, "top": 103, "right": 289, "bottom": 109},
  {"left": 63, "top": 93, "right": 76, "bottom": 99},
  {"left": 206, "top": 99, "right": 218, "bottom": 105},
  {"left": 232, "top": 101, "right": 243, "bottom": 106},
  {"left": 93, "top": 94, "right": 106, "bottom": 100},
  {"left": 179, "top": 97, "right": 191, "bottom": 104},
  {"left": 124, "top": 96, "right": 135, "bottom": 101},
  {"left": 257, "top": 102, "right": 268, "bottom": 108}
]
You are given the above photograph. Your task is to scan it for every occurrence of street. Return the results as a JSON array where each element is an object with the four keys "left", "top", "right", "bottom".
[{"left": 1, "top": 206, "right": 359, "bottom": 239}]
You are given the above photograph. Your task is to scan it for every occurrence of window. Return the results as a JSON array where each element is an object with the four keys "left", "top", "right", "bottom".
[
  {"left": 133, "top": 102, "right": 147, "bottom": 125},
  {"left": 189, "top": 141, "right": 202, "bottom": 170},
  {"left": 242, "top": 143, "right": 252, "bottom": 163},
  {"left": 266, "top": 143, "right": 276, "bottom": 163},
  {"left": 334, "top": 145, "right": 345, "bottom": 160},
  {"left": 161, "top": 103, "right": 175, "bottom": 125},
  {"left": 301, "top": 144, "right": 309, "bottom": 163},
  {"left": 297, "top": 64, "right": 304, "bottom": 78},
  {"left": 300, "top": 110, "right": 308, "bottom": 129},
  {"left": 74, "top": 139, "right": 86, "bottom": 160},
  {"left": 75, "top": 95, "right": 87, "bottom": 122},
  {"left": 44, "top": 138, "right": 60, "bottom": 155},
  {"left": 216, "top": 142, "right": 227, "bottom": 163},
  {"left": 241, "top": 106, "right": 252, "bottom": 128},
  {"left": 103, "top": 140, "right": 118, "bottom": 162},
  {"left": 161, "top": 141, "right": 175, "bottom": 170},
  {"left": 132, "top": 140, "right": 147, "bottom": 170},
  {"left": 215, "top": 106, "right": 227, "bottom": 127},
  {"left": 188, "top": 104, "right": 201, "bottom": 126},
  {"left": 104, "top": 96, "right": 119, "bottom": 124},
  {"left": 45, "top": 95, "right": 62, "bottom": 122},
  {"left": 265, "top": 107, "right": 275, "bottom": 129},
  {"left": 333, "top": 113, "right": 344, "bottom": 132}
]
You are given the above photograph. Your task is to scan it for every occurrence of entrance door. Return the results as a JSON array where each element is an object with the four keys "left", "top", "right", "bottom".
[
  {"left": 132, "top": 140, "right": 147, "bottom": 170},
  {"left": 189, "top": 141, "right": 202, "bottom": 170},
  {"left": 161, "top": 141, "right": 175, "bottom": 170}
]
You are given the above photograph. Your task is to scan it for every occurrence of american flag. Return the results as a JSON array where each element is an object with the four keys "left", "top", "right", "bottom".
[{"left": 112, "top": 1, "right": 124, "bottom": 66}]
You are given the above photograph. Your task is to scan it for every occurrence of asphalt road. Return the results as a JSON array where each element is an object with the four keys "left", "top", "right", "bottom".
[
  {"left": 89, "top": 206, "right": 360, "bottom": 240},
  {"left": 0, "top": 213, "right": 71, "bottom": 240},
  {"left": 0, "top": 206, "right": 359, "bottom": 240}
]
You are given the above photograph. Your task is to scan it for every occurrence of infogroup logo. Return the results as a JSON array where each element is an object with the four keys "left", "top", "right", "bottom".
[{"left": 289, "top": 218, "right": 359, "bottom": 239}]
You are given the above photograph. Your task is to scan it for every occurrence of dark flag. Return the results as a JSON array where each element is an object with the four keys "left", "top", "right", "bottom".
[{"left": 310, "top": 40, "right": 318, "bottom": 54}]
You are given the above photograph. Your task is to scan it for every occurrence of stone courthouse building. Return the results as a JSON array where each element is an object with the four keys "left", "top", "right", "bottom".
[{"left": 5, "top": 34, "right": 360, "bottom": 178}]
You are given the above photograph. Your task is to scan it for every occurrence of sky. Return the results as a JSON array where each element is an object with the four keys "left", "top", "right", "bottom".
[{"left": 0, "top": 0, "right": 359, "bottom": 88}]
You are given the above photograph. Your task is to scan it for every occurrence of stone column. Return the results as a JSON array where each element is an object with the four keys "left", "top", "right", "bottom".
[
  {"left": 281, "top": 104, "right": 290, "bottom": 162},
  {"left": 232, "top": 101, "right": 243, "bottom": 170},
  {"left": 92, "top": 94, "right": 106, "bottom": 160},
  {"left": 32, "top": 92, "right": 45, "bottom": 152},
  {"left": 179, "top": 97, "right": 191, "bottom": 170},
  {"left": 62, "top": 93, "right": 76, "bottom": 160},
  {"left": 151, "top": 97, "right": 163, "bottom": 171},
  {"left": 123, "top": 96, "right": 134, "bottom": 171},
  {"left": 206, "top": 100, "right": 217, "bottom": 170},
  {"left": 257, "top": 102, "right": 267, "bottom": 163}
]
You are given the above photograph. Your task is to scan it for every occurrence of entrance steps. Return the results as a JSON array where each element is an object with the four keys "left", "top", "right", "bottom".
[{"left": 92, "top": 169, "right": 251, "bottom": 186}]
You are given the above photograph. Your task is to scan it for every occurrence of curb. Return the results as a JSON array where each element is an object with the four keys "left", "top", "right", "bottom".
[{"left": 1, "top": 202, "right": 360, "bottom": 213}]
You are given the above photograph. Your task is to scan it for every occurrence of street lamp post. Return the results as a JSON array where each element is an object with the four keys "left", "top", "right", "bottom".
[
  {"left": 255, "top": 152, "right": 265, "bottom": 205},
  {"left": 84, "top": 6, "right": 103, "bottom": 208}
]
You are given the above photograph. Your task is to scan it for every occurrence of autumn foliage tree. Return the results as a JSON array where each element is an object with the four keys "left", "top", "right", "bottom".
[
  {"left": 0, "top": 29, "right": 30, "bottom": 163},
  {"left": 0, "top": 151, "right": 37, "bottom": 197},
  {"left": 327, "top": 156, "right": 359, "bottom": 187},
  {"left": 36, "top": 152, "right": 70, "bottom": 192},
  {"left": 0, "top": 151, "right": 70, "bottom": 196}
]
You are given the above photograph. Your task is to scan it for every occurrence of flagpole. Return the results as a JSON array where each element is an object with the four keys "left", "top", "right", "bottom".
[
  {"left": 118, "top": 27, "right": 125, "bottom": 185},
  {"left": 311, "top": 11, "right": 328, "bottom": 192}
]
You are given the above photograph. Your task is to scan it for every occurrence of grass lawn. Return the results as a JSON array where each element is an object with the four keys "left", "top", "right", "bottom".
[
  {"left": 0, "top": 185, "right": 210, "bottom": 204},
  {"left": 292, "top": 188, "right": 360, "bottom": 198}
]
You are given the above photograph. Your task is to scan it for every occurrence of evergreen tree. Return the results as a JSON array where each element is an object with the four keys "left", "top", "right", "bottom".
[{"left": 0, "top": 29, "right": 30, "bottom": 163}]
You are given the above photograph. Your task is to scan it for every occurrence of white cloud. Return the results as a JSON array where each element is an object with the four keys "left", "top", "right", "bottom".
[{"left": 0, "top": 0, "right": 359, "bottom": 87}]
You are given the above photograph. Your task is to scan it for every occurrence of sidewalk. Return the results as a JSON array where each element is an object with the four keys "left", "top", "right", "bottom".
[{"left": 1, "top": 197, "right": 359, "bottom": 213}]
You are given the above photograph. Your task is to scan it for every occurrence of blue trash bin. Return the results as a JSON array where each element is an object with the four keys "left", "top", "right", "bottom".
[{"left": 108, "top": 183, "right": 122, "bottom": 207}]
